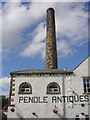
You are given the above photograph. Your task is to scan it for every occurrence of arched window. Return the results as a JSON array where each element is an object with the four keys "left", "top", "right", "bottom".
[
  {"left": 18, "top": 82, "right": 32, "bottom": 94},
  {"left": 46, "top": 82, "right": 60, "bottom": 94}
]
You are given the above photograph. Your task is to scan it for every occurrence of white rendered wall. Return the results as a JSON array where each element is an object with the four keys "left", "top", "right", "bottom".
[
  {"left": 69, "top": 56, "right": 90, "bottom": 118},
  {"left": 73, "top": 56, "right": 90, "bottom": 76},
  {"left": 14, "top": 75, "right": 65, "bottom": 118}
]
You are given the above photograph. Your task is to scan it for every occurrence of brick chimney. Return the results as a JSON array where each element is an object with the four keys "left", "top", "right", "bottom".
[{"left": 45, "top": 8, "right": 58, "bottom": 69}]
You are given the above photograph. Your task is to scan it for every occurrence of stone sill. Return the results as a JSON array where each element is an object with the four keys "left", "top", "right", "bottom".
[
  {"left": 83, "top": 93, "right": 90, "bottom": 95},
  {"left": 46, "top": 92, "right": 61, "bottom": 94},
  {"left": 18, "top": 92, "right": 32, "bottom": 94},
  {"left": 82, "top": 76, "right": 90, "bottom": 79}
]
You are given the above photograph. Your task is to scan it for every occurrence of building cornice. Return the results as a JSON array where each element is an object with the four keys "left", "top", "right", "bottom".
[{"left": 10, "top": 69, "right": 73, "bottom": 77}]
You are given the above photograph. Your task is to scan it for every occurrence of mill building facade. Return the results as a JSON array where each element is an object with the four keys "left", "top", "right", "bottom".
[{"left": 7, "top": 8, "right": 90, "bottom": 119}]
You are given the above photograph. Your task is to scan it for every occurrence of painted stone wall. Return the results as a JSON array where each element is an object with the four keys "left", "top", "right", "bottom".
[{"left": 7, "top": 56, "right": 90, "bottom": 118}]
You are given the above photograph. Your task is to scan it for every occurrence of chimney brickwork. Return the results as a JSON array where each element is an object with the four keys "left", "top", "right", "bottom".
[{"left": 45, "top": 8, "right": 58, "bottom": 69}]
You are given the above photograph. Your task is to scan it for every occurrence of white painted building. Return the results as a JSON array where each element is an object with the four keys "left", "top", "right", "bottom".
[
  {"left": 7, "top": 8, "right": 90, "bottom": 119},
  {"left": 7, "top": 56, "right": 90, "bottom": 119}
]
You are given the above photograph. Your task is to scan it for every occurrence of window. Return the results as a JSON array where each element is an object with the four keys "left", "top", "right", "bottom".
[
  {"left": 46, "top": 82, "right": 60, "bottom": 94},
  {"left": 83, "top": 77, "right": 90, "bottom": 93},
  {"left": 19, "top": 82, "right": 32, "bottom": 94}
]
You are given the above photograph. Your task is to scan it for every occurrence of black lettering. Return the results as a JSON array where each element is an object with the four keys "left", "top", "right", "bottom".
[
  {"left": 24, "top": 97, "right": 28, "bottom": 103},
  {"left": 57, "top": 96, "right": 62, "bottom": 103},
  {"left": 52, "top": 96, "right": 57, "bottom": 103},
  {"left": 34, "top": 97, "right": 38, "bottom": 103},
  {"left": 29, "top": 97, "right": 34, "bottom": 103},
  {"left": 69, "top": 96, "right": 74, "bottom": 103},
  {"left": 84, "top": 95, "right": 89, "bottom": 102},
  {"left": 43, "top": 96, "right": 48, "bottom": 103},
  {"left": 74, "top": 96, "right": 79, "bottom": 102},
  {"left": 67, "top": 96, "right": 69, "bottom": 102},
  {"left": 19, "top": 97, "right": 23, "bottom": 103},
  {"left": 62, "top": 96, "right": 67, "bottom": 103},
  {"left": 65, "top": 96, "right": 68, "bottom": 102},
  {"left": 39, "top": 97, "right": 43, "bottom": 103},
  {"left": 80, "top": 95, "right": 84, "bottom": 102}
]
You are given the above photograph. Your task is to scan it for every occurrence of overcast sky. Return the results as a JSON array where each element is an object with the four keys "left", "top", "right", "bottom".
[{"left": 0, "top": 1, "right": 89, "bottom": 96}]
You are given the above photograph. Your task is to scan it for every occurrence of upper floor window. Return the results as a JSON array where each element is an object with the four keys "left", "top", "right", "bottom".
[
  {"left": 46, "top": 82, "right": 60, "bottom": 94},
  {"left": 83, "top": 77, "right": 90, "bottom": 93},
  {"left": 19, "top": 82, "right": 32, "bottom": 94}
]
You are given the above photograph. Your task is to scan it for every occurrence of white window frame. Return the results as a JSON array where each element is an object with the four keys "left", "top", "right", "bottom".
[
  {"left": 19, "top": 82, "right": 32, "bottom": 94},
  {"left": 20, "top": 88, "right": 31, "bottom": 93},
  {"left": 47, "top": 82, "right": 60, "bottom": 94},
  {"left": 48, "top": 88, "right": 59, "bottom": 92}
]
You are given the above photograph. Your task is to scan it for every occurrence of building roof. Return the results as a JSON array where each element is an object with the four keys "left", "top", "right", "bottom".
[
  {"left": 10, "top": 56, "right": 90, "bottom": 76},
  {"left": 10, "top": 69, "right": 73, "bottom": 76}
]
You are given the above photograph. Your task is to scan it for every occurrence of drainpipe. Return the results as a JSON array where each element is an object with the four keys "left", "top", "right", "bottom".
[{"left": 62, "top": 75, "right": 66, "bottom": 118}]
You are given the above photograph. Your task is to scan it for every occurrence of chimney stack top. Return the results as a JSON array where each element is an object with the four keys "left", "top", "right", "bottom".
[{"left": 46, "top": 7, "right": 55, "bottom": 12}]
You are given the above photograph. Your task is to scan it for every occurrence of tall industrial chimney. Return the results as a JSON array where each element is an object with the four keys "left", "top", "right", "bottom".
[{"left": 45, "top": 8, "right": 58, "bottom": 69}]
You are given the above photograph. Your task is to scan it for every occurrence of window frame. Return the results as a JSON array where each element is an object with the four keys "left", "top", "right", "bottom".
[
  {"left": 46, "top": 82, "right": 61, "bottom": 94},
  {"left": 83, "top": 77, "right": 90, "bottom": 94},
  {"left": 18, "top": 82, "right": 32, "bottom": 94}
]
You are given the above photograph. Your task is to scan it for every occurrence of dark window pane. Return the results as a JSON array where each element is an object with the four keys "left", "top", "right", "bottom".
[
  {"left": 84, "top": 83, "right": 86, "bottom": 88},
  {"left": 49, "top": 84, "right": 58, "bottom": 88},
  {"left": 21, "top": 89, "right": 25, "bottom": 92},
  {"left": 84, "top": 88, "right": 86, "bottom": 93},
  {"left": 48, "top": 89, "right": 52, "bottom": 92},
  {"left": 26, "top": 90, "right": 29, "bottom": 91},
  {"left": 21, "top": 84, "right": 29, "bottom": 88},
  {"left": 83, "top": 78, "right": 90, "bottom": 93},
  {"left": 88, "top": 88, "right": 90, "bottom": 92},
  {"left": 87, "top": 82, "right": 89, "bottom": 87},
  {"left": 47, "top": 83, "right": 60, "bottom": 93},
  {"left": 54, "top": 89, "right": 58, "bottom": 92},
  {"left": 87, "top": 79, "right": 89, "bottom": 82},
  {"left": 83, "top": 79, "right": 86, "bottom": 83},
  {"left": 19, "top": 83, "right": 31, "bottom": 93}
]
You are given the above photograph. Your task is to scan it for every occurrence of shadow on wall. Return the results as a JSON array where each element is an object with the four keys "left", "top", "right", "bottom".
[{"left": 1, "top": 112, "right": 7, "bottom": 120}]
